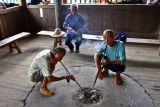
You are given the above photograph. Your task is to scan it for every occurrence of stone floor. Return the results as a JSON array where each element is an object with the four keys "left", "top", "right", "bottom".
[
  {"left": 25, "top": 67, "right": 154, "bottom": 107},
  {"left": 0, "top": 35, "right": 160, "bottom": 107}
]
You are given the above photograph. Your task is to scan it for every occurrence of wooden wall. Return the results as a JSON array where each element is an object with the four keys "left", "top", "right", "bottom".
[
  {"left": 0, "top": 5, "right": 160, "bottom": 39},
  {"left": 63, "top": 5, "right": 160, "bottom": 39},
  {"left": 27, "top": 5, "right": 56, "bottom": 33},
  {"left": 0, "top": 6, "right": 29, "bottom": 40},
  {"left": 27, "top": 4, "right": 160, "bottom": 39}
]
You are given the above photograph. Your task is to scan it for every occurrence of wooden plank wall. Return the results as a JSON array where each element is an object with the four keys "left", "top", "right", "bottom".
[
  {"left": 0, "top": 6, "right": 29, "bottom": 40},
  {"left": 62, "top": 5, "right": 160, "bottom": 39},
  {"left": 0, "top": 5, "right": 160, "bottom": 39},
  {"left": 27, "top": 4, "right": 160, "bottom": 39},
  {"left": 27, "top": 5, "right": 56, "bottom": 33}
]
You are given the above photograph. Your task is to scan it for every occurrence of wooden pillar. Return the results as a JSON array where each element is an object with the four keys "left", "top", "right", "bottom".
[
  {"left": 62, "top": 0, "right": 67, "bottom": 4},
  {"left": 13, "top": 41, "right": 22, "bottom": 53},
  {"left": 9, "top": 44, "right": 13, "bottom": 53},
  {"left": 20, "top": 0, "right": 27, "bottom": 6},
  {"left": 54, "top": 0, "right": 62, "bottom": 28},
  {"left": 0, "top": 17, "right": 5, "bottom": 39}
]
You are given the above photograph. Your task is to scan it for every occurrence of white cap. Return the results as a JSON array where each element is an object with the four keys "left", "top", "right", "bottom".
[{"left": 70, "top": 3, "right": 78, "bottom": 9}]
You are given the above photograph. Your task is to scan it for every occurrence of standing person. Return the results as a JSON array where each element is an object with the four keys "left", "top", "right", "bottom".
[
  {"left": 29, "top": 0, "right": 49, "bottom": 5},
  {"left": 94, "top": 29, "right": 126, "bottom": 85},
  {"left": 0, "top": 2, "right": 6, "bottom": 9},
  {"left": 28, "top": 47, "right": 75, "bottom": 96},
  {"left": 0, "top": 2, "right": 19, "bottom": 9},
  {"left": 63, "top": 3, "right": 85, "bottom": 53}
]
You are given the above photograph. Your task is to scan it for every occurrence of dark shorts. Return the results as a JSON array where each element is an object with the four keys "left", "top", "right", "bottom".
[
  {"left": 99, "top": 54, "right": 126, "bottom": 73},
  {"left": 31, "top": 71, "right": 44, "bottom": 82},
  {"left": 103, "top": 64, "right": 126, "bottom": 73}
]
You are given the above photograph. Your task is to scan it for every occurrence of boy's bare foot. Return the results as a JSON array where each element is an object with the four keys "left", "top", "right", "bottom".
[
  {"left": 102, "top": 69, "right": 109, "bottom": 77},
  {"left": 98, "top": 69, "right": 109, "bottom": 80},
  {"left": 98, "top": 71, "right": 103, "bottom": 80},
  {"left": 40, "top": 88, "right": 55, "bottom": 96},
  {"left": 115, "top": 73, "right": 123, "bottom": 85}
]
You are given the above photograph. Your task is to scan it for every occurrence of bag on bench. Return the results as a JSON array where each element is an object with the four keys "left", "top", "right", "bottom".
[{"left": 115, "top": 32, "right": 127, "bottom": 43}]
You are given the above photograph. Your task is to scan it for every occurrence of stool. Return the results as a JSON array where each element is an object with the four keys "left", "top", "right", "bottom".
[
  {"left": 36, "top": 29, "right": 65, "bottom": 48},
  {"left": 53, "top": 35, "right": 63, "bottom": 48}
]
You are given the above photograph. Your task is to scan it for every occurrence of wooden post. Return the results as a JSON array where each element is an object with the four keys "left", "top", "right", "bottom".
[
  {"left": 62, "top": 0, "right": 67, "bottom": 4},
  {"left": 9, "top": 43, "right": 13, "bottom": 53},
  {"left": 54, "top": 0, "right": 61, "bottom": 28},
  {"left": 13, "top": 41, "right": 22, "bottom": 54},
  {"left": 20, "top": 0, "right": 27, "bottom": 6}
]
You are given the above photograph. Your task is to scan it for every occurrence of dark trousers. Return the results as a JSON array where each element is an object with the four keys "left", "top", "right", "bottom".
[
  {"left": 31, "top": 71, "right": 44, "bottom": 82},
  {"left": 104, "top": 64, "right": 126, "bottom": 73},
  {"left": 65, "top": 32, "right": 82, "bottom": 51},
  {"left": 99, "top": 55, "right": 126, "bottom": 73}
]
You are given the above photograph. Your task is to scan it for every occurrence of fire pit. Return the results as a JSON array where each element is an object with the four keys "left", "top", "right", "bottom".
[
  {"left": 78, "top": 87, "right": 103, "bottom": 104},
  {"left": 25, "top": 66, "right": 155, "bottom": 107}
]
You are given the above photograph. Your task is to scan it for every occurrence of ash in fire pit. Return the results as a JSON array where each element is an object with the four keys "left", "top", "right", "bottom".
[{"left": 78, "top": 87, "right": 103, "bottom": 104}]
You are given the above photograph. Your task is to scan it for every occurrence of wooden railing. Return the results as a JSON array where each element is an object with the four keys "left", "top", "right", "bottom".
[
  {"left": 61, "top": 0, "right": 143, "bottom": 4},
  {"left": 1, "top": 3, "right": 160, "bottom": 39},
  {"left": 0, "top": 0, "right": 143, "bottom": 4}
]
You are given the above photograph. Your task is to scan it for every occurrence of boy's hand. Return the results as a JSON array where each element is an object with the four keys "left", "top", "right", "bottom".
[
  {"left": 71, "top": 29, "right": 78, "bottom": 35},
  {"left": 68, "top": 27, "right": 72, "bottom": 31},
  {"left": 66, "top": 75, "right": 75, "bottom": 81},
  {"left": 101, "top": 58, "right": 109, "bottom": 65},
  {"left": 67, "top": 27, "right": 78, "bottom": 35}
]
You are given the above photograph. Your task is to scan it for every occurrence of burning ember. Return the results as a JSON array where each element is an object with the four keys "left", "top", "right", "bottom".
[{"left": 78, "top": 87, "right": 103, "bottom": 104}]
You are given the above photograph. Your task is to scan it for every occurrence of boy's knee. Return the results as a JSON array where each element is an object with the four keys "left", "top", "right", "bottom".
[
  {"left": 31, "top": 71, "right": 44, "bottom": 82},
  {"left": 105, "top": 64, "right": 126, "bottom": 73},
  {"left": 75, "top": 41, "right": 82, "bottom": 46}
]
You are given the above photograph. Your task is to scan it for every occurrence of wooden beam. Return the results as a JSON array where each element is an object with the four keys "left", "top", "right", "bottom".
[
  {"left": 13, "top": 41, "right": 22, "bottom": 54},
  {"left": 62, "top": 0, "right": 67, "bottom": 4},
  {"left": 54, "top": 0, "right": 62, "bottom": 28},
  {"left": 9, "top": 43, "right": 13, "bottom": 53},
  {"left": 20, "top": 0, "right": 27, "bottom": 6}
]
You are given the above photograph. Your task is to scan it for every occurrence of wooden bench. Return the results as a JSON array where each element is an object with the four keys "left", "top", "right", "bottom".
[
  {"left": 37, "top": 31, "right": 54, "bottom": 36},
  {"left": 37, "top": 31, "right": 103, "bottom": 40},
  {"left": 0, "top": 32, "right": 31, "bottom": 54},
  {"left": 37, "top": 31, "right": 160, "bottom": 55},
  {"left": 37, "top": 30, "right": 65, "bottom": 48},
  {"left": 126, "top": 38, "right": 160, "bottom": 56},
  {"left": 82, "top": 34, "right": 160, "bottom": 56}
]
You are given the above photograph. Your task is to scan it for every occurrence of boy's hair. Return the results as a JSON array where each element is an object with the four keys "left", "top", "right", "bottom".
[
  {"left": 103, "top": 29, "right": 114, "bottom": 38},
  {"left": 53, "top": 47, "right": 66, "bottom": 55},
  {"left": 70, "top": 3, "right": 78, "bottom": 9}
]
